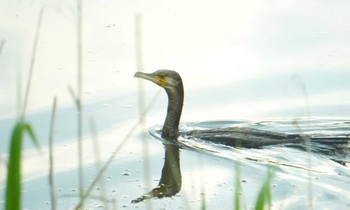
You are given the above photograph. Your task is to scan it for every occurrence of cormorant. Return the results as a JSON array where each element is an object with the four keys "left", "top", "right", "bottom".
[
  {"left": 134, "top": 70, "right": 349, "bottom": 148},
  {"left": 132, "top": 70, "right": 350, "bottom": 203},
  {"left": 135, "top": 70, "right": 183, "bottom": 139}
]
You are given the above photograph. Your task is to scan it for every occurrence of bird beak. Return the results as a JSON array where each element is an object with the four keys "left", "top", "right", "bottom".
[{"left": 134, "top": 72, "right": 167, "bottom": 87}]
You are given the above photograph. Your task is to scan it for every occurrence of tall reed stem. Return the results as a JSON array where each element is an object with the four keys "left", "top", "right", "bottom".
[
  {"left": 0, "top": 40, "right": 5, "bottom": 55},
  {"left": 49, "top": 97, "right": 57, "bottom": 210},
  {"left": 135, "top": 13, "right": 152, "bottom": 210},
  {"left": 21, "top": 7, "right": 45, "bottom": 121},
  {"left": 76, "top": 0, "right": 84, "bottom": 203}
]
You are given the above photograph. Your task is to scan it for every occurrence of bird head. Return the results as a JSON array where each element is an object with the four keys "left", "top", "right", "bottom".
[{"left": 134, "top": 70, "right": 182, "bottom": 91}]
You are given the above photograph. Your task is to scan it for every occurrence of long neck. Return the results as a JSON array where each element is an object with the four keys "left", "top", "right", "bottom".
[{"left": 162, "top": 83, "right": 184, "bottom": 139}]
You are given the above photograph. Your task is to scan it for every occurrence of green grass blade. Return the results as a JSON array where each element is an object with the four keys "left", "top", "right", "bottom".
[
  {"left": 5, "top": 121, "right": 39, "bottom": 210},
  {"left": 254, "top": 183, "right": 269, "bottom": 210},
  {"left": 23, "top": 122, "right": 39, "bottom": 149},
  {"left": 234, "top": 162, "right": 241, "bottom": 210},
  {"left": 5, "top": 123, "right": 23, "bottom": 210},
  {"left": 254, "top": 168, "right": 274, "bottom": 210}
]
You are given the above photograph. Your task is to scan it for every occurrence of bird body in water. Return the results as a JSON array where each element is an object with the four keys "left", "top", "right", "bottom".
[{"left": 135, "top": 70, "right": 349, "bottom": 148}]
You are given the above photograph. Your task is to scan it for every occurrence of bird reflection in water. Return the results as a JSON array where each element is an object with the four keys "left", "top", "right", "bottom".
[{"left": 131, "top": 142, "right": 181, "bottom": 203}]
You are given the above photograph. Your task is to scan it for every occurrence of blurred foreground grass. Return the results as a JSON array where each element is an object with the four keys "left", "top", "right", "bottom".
[{"left": 5, "top": 121, "right": 39, "bottom": 210}]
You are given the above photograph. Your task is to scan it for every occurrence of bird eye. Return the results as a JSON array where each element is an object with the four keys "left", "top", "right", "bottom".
[
  {"left": 157, "top": 74, "right": 167, "bottom": 87},
  {"left": 158, "top": 74, "right": 167, "bottom": 81}
]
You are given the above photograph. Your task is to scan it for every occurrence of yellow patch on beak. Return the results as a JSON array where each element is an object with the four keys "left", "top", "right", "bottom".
[
  {"left": 134, "top": 71, "right": 169, "bottom": 88},
  {"left": 155, "top": 75, "right": 167, "bottom": 87}
]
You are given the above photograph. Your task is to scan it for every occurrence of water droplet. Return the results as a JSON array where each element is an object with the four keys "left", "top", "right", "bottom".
[{"left": 123, "top": 169, "right": 130, "bottom": 176}]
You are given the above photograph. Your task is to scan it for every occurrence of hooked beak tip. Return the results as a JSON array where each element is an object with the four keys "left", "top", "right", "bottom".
[
  {"left": 134, "top": 72, "right": 152, "bottom": 80},
  {"left": 134, "top": 72, "right": 140, "bottom": 78}
]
